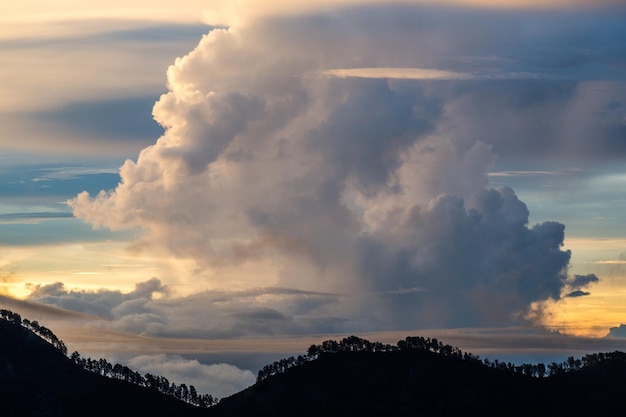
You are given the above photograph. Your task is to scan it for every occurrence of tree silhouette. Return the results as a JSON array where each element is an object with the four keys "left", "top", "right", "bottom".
[{"left": 0, "top": 309, "right": 217, "bottom": 408}]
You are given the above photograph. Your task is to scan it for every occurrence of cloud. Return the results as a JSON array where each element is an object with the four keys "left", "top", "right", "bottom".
[
  {"left": 0, "top": 20, "right": 211, "bottom": 160},
  {"left": 567, "top": 274, "right": 600, "bottom": 289},
  {"left": 594, "top": 260, "right": 626, "bottom": 265},
  {"left": 24, "top": 96, "right": 164, "bottom": 147},
  {"left": 0, "top": 164, "right": 123, "bottom": 250},
  {"left": 0, "top": 23, "right": 211, "bottom": 46},
  {"left": 27, "top": 278, "right": 167, "bottom": 320},
  {"left": 565, "top": 290, "right": 590, "bottom": 298},
  {"left": 0, "top": 212, "right": 73, "bottom": 224},
  {"left": 607, "top": 324, "right": 626, "bottom": 338},
  {"left": 10, "top": 285, "right": 626, "bottom": 372},
  {"left": 68, "top": 5, "right": 613, "bottom": 332},
  {"left": 2, "top": 3, "right": 211, "bottom": 32},
  {"left": 24, "top": 280, "right": 345, "bottom": 338},
  {"left": 0, "top": 293, "right": 95, "bottom": 320},
  {"left": 488, "top": 171, "right": 562, "bottom": 178},
  {"left": 319, "top": 67, "right": 475, "bottom": 80},
  {"left": 318, "top": 67, "right": 570, "bottom": 81},
  {"left": 0, "top": 22, "right": 206, "bottom": 113},
  {"left": 199, "top": 0, "right": 626, "bottom": 26},
  {"left": 558, "top": 274, "right": 600, "bottom": 299},
  {"left": 125, "top": 354, "right": 255, "bottom": 398},
  {"left": 355, "top": 187, "right": 579, "bottom": 328},
  {"left": 0, "top": 219, "right": 133, "bottom": 246}
]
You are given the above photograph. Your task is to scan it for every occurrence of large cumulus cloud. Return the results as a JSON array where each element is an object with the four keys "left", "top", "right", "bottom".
[{"left": 68, "top": 4, "right": 613, "bottom": 331}]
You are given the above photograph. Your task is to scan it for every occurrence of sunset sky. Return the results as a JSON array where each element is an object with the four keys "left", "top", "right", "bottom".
[{"left": 2, "top": 0, "right": 626, "bottom": 398}]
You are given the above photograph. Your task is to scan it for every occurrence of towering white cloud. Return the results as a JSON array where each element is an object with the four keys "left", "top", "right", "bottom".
[{"left": 69, "top": 4, "right": 612, "bottom": 330}]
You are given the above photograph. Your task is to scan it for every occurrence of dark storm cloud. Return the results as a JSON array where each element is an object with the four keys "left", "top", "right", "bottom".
[
  {"left": 558, "top": 274, "right": 600, "bottom": 298},
  {"left": 355, "top": 187, "right": 573, "bottom": 328},
  {"left": 565, "top": 290, "right": 590, "bottom": 298},
  {"left": 568, "top": 274, "right": 600, "bottom": 288}
]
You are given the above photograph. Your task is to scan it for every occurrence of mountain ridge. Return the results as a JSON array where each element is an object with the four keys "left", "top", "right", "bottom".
[
  {"left": 3, "top": 311, "right": 626, "bottom": 416},
  {"left": 207, "top": 335, "right": 626, "bottom": 416},
  {"left": 0, "top": 311, "right": 209, "bottom": 417},
  {"left": 209, "top": 348, "right": 626, "bottom": 417}
]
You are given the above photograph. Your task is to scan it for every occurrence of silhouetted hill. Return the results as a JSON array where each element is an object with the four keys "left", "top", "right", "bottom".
[
  {"left": 208, "top": 338, "right": 626, "bottom": 417},
  {"left": 209, "top": 348, "right": 537, "bottom": 417},
  {"left": 0, "top": 317, "right": 208, "bottom": 417},
  {"left": 4, "top": 312, "right": 626, "bottom": 417}
]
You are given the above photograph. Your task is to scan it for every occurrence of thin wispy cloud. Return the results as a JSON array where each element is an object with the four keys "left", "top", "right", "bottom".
[
  {"left": 0, "top": 212, "right": 73, "bottom": 225},
  {"left": 593, "top": 260, "right": 626, "bottom": 265},
  {"left": 318, "top": 67, "right": 570, "bottom": 81},
  {"left": 318, "top": 67, "right": 475, "bottom": 80},
  {"left": 488, "top": 171, "right": 562, "bottom": 177}
]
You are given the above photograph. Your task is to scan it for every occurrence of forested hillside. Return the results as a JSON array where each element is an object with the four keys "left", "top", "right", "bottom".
[
  {"left": 3, "top": 309, "right": 626, "bottom": 417},
  {"left": 209, "top": 335, "right": 626, "bottom": 417},
  {"left": 0, "top": 309, "right": 211, "bottom": 417}
]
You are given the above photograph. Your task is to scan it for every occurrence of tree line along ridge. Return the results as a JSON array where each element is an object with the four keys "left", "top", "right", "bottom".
[
  {"left": 0, "top": 309, "right": 217, "bottom": 408},
  {"left": 4, "top": 308, "right": 626, "bottom": 407},
  {"left": 257, "top": 334, "right": 626, "bottom": 382}
]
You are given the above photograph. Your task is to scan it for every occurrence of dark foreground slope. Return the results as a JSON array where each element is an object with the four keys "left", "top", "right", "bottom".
[
  {"left": 0, "top": 319, "right": 207, "bottom": 417},
  {"left": 4, "top": 315, "right": 626, "bottom": 417},
  {"left": 209, "top": 348, "right": 626, "bottom": 417}
]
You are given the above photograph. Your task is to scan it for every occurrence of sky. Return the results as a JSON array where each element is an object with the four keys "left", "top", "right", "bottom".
[{"left": 2, "top": 0, "right": 626, "bottom": 399}]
